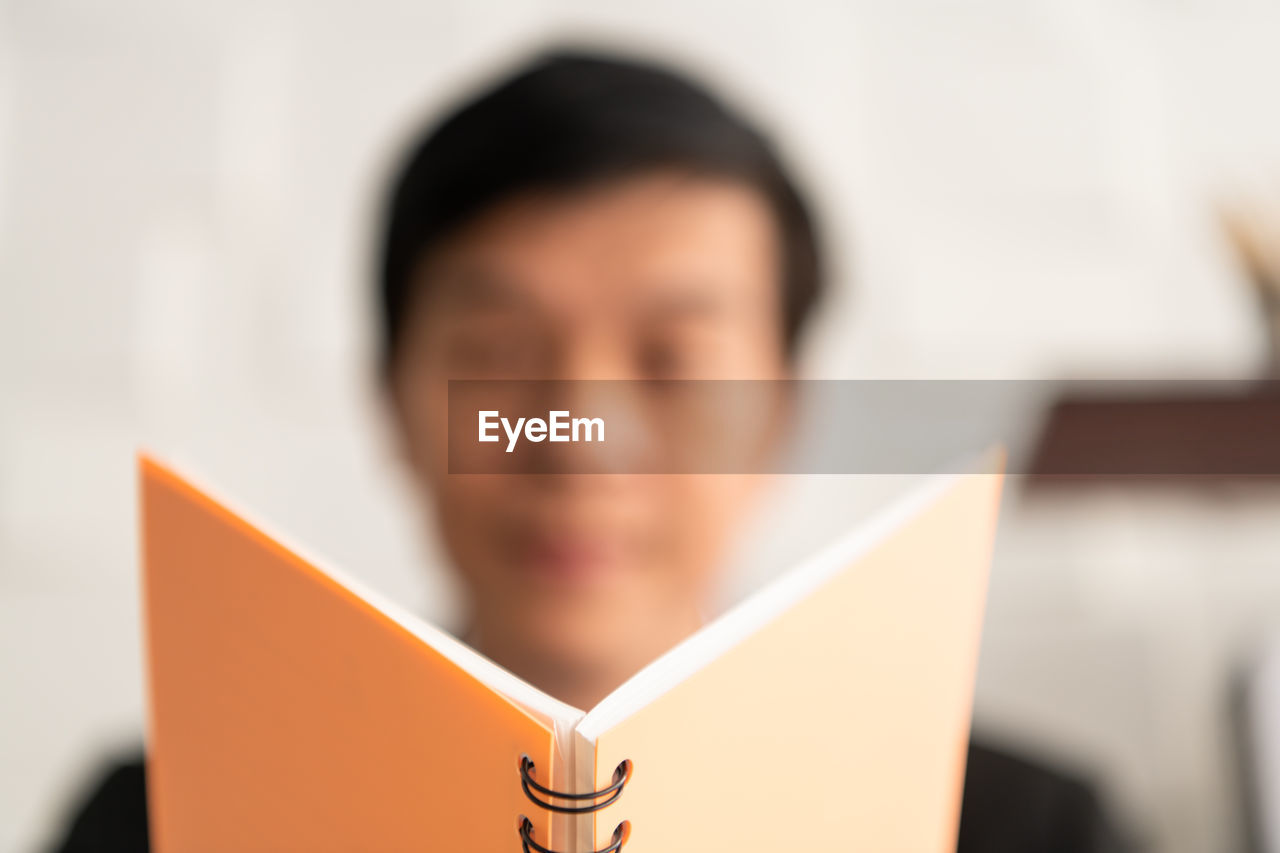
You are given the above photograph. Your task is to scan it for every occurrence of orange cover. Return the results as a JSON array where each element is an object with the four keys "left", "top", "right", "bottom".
[{"left": 141, "top": 458, "right": 560, "bottom": 852}]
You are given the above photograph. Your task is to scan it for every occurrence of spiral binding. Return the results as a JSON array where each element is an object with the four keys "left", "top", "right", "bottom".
[
  {"left": 518, "top": 816, "right": 630, "bottom": 853},
  {"left": 516, "top": 754, "right": 632, "bottom": 852}
]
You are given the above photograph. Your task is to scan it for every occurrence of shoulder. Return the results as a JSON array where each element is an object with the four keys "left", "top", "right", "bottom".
[
  {"left": 959, "top": 739, "right": 1126, "bottom": 853},
  {"left": 48, "top": 755, "right": 149, "bottom": 853}
]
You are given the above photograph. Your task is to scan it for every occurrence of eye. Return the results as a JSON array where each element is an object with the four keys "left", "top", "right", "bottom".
[
  {"left": 638, "top": 339, "right": 697, "bottom": 379},
  {"left": 447, "top": 332, "right": 543, "bottom": 375}
]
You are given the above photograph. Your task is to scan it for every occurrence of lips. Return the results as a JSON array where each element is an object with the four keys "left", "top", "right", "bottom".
[{"left": 510, "top": 527, "right": 626, "bottom": 585}]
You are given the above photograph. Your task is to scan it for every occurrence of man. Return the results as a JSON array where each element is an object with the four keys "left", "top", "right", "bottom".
[{"left": 53, "top": 49, "right": 1124, "bottom": 852}]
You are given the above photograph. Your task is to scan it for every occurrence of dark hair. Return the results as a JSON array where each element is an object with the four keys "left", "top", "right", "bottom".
[{"left": 378, "top": 49, "right": 823, "bottom": 371}]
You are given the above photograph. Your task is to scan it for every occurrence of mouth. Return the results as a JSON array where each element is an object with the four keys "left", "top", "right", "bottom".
[{"left": 510, "top": 527, "right": 626, "bottom": 586}]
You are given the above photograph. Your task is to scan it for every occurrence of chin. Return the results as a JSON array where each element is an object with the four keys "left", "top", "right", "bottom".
[
  {"left": 521, "top": 609, "right": 640, "bottom": 675},
  {"left": 527, "top": 610, "right": 619, "bottom": 660}
]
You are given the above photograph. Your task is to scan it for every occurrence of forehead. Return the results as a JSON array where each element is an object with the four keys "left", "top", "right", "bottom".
[{"left": 416, "top": 172, "right": 779, "bottom": 312}]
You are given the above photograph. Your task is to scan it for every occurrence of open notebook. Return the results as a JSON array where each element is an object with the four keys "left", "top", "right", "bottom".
[{"left": 140, "top": 455, "right": 1003, "bottom": 853}]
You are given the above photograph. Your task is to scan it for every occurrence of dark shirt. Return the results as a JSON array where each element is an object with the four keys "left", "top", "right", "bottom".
[
  {"left": 49, "top": 740, "right": 1126, "bottom": 852},
  {"left": 958, "top": 742, "right": 1127, "bottom": 853}
]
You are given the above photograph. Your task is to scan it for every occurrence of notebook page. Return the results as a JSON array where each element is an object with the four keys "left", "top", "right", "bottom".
[{"left": 576, "top": 471, "right": 1002, "bottom": 851}]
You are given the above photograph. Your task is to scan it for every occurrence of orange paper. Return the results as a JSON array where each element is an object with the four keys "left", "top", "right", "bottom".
[{"left": 141, "top": 458, "right": 559, "bottom": 852}]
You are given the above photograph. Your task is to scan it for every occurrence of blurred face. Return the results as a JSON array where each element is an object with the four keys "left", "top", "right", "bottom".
[{"left": 388, "top": 172, "right": 789, "bottom": 697}]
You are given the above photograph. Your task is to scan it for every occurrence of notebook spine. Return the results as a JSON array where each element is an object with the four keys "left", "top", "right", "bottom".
[{"left": 517, "top": 754, "right": 632, "bottom": 852}]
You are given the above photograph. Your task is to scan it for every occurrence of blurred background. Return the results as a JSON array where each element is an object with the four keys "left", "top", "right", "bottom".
[{"left": 2, "top": 0, "right": 1280, "bottom": 850}]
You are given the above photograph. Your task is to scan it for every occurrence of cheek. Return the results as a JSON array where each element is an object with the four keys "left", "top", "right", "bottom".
[
  {"left": 395, "top": 373, "right": 515, "bottom": 576},
  {"left": 433, "top": 476, "right": 512, "bottom": 567}
]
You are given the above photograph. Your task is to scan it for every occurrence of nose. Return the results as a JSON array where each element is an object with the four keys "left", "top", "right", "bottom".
[
  {"left": 548, "top": 327, "right": 635, "bottom": 383},
  {"left": 514, "top": 332, "right": 657, "bottom": 475}
]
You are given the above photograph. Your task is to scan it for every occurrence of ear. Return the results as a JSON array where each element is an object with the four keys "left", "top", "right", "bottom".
[
  {"left": 381, "top": 365, "right": 415, "bottom": 466},
  {"left": 383, "top": 361, "right": 455, "bottom": 489}
]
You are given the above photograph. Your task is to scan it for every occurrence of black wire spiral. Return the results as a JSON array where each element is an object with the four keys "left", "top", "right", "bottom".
[
  {"left": 516, "top": 754, "right": 632, "bottom": 851},
  {"left": 518, "top": 755, "right": 631, "bottom": 814},
  {"left": 518, "top": 816, "right": 630, "bottom": 853}
]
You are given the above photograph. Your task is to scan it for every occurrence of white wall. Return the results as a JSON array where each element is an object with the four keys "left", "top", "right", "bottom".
[{"left": 3, "top": 0, "right": 1280, "bottom": 850}]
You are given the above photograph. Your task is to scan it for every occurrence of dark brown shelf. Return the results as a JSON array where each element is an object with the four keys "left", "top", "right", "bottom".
[{"left": 1025, "top": 381, "right": 1280, "bottom": 484}]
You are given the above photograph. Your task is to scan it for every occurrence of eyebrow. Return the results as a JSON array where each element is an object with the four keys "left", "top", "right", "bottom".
[
  {"left": 637, "top": 285, "right": 733, "bottom": 323},
  {"left": 428, "top": 266, "right": 536, "bottom": 310}
]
